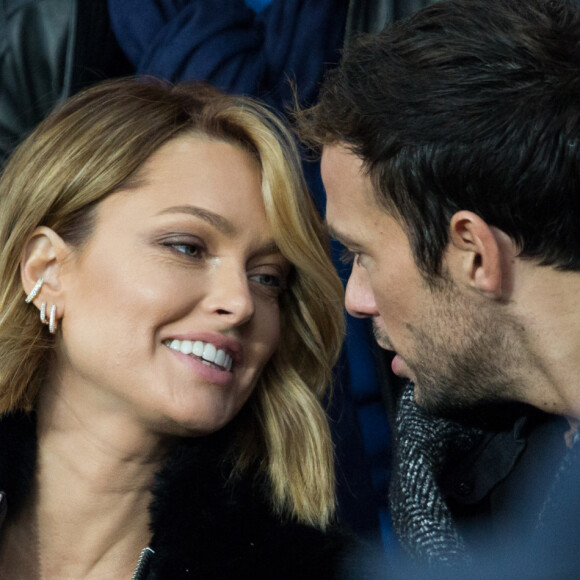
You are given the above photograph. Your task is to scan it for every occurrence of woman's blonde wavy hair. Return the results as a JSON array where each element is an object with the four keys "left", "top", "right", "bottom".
[{"left": 0, "top": 78, "right": 344, "bottom": 529}]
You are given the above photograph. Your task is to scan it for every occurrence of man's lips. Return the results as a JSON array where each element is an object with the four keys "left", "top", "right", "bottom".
[{"left": 390, "top": 353, "right": 408, "bottom": 378}]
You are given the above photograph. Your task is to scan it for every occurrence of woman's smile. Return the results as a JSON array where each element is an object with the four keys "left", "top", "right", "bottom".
[
  {"left": 165, "top": 338, "right": 235, "bottom": 373},
  {"left": 163, "top": 332, "right": 244, "bottom": 386}
]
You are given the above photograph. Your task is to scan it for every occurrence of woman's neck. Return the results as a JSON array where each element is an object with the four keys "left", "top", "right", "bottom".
[{"left": 0, "top": 387, "right": 173, "bottom": 579}]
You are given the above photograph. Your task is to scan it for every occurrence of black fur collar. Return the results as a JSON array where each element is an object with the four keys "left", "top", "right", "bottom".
[{"left": 0, "top": 412, "right": 353, "bottom": 579}]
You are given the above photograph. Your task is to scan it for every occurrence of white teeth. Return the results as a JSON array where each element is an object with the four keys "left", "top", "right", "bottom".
[
  {"left": 192, "top": 341, "right": 204, "bottom": 356},
  {"left": 165, "top": 339, "right": 233, "bottom": 372},
  {"left": 202, "top": 343, "right": 217, "bottom": 363},
  {"left": 179, "top": 340, "right": 193, "bottom": 355},
  {"left": 214, "top": 349, "right": 226, "bottom": 367}
]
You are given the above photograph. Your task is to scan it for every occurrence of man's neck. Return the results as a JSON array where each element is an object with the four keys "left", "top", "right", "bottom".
[{"left": 510, "top": 261, "right": 580, "bottom": 420}]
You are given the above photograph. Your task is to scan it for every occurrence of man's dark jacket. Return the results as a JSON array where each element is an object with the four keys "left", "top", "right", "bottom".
[{"left": 386, "top": 385, "right": 580, "bottom": 579}]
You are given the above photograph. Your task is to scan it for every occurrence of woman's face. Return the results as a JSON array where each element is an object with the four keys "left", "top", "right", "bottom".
[{"left": 55, "top": 136, "right": 290, "bottom": 437}]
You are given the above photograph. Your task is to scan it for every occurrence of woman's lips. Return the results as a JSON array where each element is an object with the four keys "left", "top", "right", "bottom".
[
  {"left": 163, "top": 332, "right": 244, "bottom": 386},
  {"left": 165, "top": 345, "right": 236, "bottom": 387}
]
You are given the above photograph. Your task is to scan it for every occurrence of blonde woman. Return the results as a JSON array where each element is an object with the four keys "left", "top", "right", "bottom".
[{"left": 0, "top": 78, "right": 348, "bottom": 578}]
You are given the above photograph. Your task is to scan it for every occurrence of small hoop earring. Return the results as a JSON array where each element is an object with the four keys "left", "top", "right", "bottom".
[
  {"left": 40, "top": 302, "right": 47, "bottom": 324},
  {"left": 48, "top": 305, "right": 57, "bottom": 335},
  {"left": 25, "top": 278, "right": 44, "bottom": 304}
]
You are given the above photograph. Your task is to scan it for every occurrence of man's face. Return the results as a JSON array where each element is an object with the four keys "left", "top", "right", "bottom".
[{"left": 321, "top": 144, "right": 521, "bottom": 418}]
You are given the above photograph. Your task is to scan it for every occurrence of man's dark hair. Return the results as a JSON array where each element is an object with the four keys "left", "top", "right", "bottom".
[{"left": 300, "top": 0, "right": 580, "bottom": 279}]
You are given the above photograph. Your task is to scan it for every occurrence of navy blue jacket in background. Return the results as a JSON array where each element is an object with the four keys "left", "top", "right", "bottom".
[{"left": 107, "top": 0, "right": 347, "bottom": 109}]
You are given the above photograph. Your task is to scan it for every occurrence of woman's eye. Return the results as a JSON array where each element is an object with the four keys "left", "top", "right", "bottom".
[
  {"left": 165, "top": 242, "right": 204, "bottom": 259},
  {"left": 248, "top": 272, "right": 288, "bottom": 298},
  {"left": 249, "top": 273, "right": 282, "bottom": 287}
]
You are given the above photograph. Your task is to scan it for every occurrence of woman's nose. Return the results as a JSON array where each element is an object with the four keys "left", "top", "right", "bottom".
[{"left": 204, "top": 265, "right": 255, "bottom": 325}]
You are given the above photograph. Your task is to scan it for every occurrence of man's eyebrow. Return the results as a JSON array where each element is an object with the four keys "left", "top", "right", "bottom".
[
  {"left": 325, "top": 222, "right": 362, "bottom": 250},
  {"left": 158, "top": 205, "right": 235, "bottom": 236}
]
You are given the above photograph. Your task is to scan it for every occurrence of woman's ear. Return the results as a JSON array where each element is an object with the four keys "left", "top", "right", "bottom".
[
  {"left": 446, "top": 211, "right": 515, "bottom": 300},
  {"left": 20, "top": 227, "right": 71, "bottom": 324}
]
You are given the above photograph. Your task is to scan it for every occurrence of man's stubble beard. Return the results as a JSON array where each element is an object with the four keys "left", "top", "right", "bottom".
[{"left": 377, "top": 281, "right": 527, "bottom": 424}]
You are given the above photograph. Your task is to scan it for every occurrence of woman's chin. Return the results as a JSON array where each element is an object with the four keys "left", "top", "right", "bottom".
[{"left": 147, "top": 401, "right": 242, "bottom": 439}]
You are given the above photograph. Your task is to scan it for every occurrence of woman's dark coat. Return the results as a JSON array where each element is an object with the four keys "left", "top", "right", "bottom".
[{"left": 0, "top": 412, "right": 354, "bottom": 579}]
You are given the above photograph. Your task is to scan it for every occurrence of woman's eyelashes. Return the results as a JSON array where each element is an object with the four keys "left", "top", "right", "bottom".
[
  {"left": 171, "top": 243, "right": 204, "bottom": 258},
  {"left": 161, "top": 236, "right": 206, "bottom": 260},
  {"left": 248, "top": 271, "right": 288, "bottom": 297},
  {"left": 249, "top": 273, "right": 282, "bottom": 287}
]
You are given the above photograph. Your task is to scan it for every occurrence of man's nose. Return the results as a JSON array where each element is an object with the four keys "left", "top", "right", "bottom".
[{"left": 345, "top": 263, "right": 379, "bottom": 319}]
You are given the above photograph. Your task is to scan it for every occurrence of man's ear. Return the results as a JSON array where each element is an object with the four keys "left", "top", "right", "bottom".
[
  {"left": 20, "top": 226, "right": 71, "bottom": 312},
  {"left": 446, "top": 211, "right": 515, "bottom": 300}
]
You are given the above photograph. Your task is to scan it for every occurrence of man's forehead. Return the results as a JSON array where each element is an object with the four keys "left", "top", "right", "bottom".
[
  {"left": 321, "top": 144, "right": 378, "bottom": 209},
  {"left": 321, "top": 143, "right": 366, "bottom": 181}
]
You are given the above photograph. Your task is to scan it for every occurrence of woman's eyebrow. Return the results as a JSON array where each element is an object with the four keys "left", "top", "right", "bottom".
[
  {"left": 252, "top": 241, "right": 283, "bottom": 259},
  {"left": 158, "top": 205, "right": 282, "bottom": 257},
  {"left": 158, "top": 205, "right": 235, "bottom": 236}
]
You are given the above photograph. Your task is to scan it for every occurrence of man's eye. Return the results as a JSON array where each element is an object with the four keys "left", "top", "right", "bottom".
[
  {"left": 340, "top": 248, "right": 354, "bottom": 265},
  {"left": 340, "top": 248, "right": 362, "bottom": 266}
]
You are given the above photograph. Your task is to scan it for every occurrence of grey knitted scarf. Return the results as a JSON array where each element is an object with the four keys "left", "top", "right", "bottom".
[{"left": 388, "top": 384, "right": 483, "bottom": 568}]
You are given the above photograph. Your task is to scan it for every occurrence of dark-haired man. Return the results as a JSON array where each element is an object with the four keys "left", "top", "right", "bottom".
[{"left": 300, "top": 0, "right": 580, "bottom": 574}]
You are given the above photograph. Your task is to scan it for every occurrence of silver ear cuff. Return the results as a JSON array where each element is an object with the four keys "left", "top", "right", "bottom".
[
  {"left": 25, "top": 278, "right": 44, "bottom": 303},
  {"left": 25, "top": 278, "right": 57, "bottom": 334}
]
